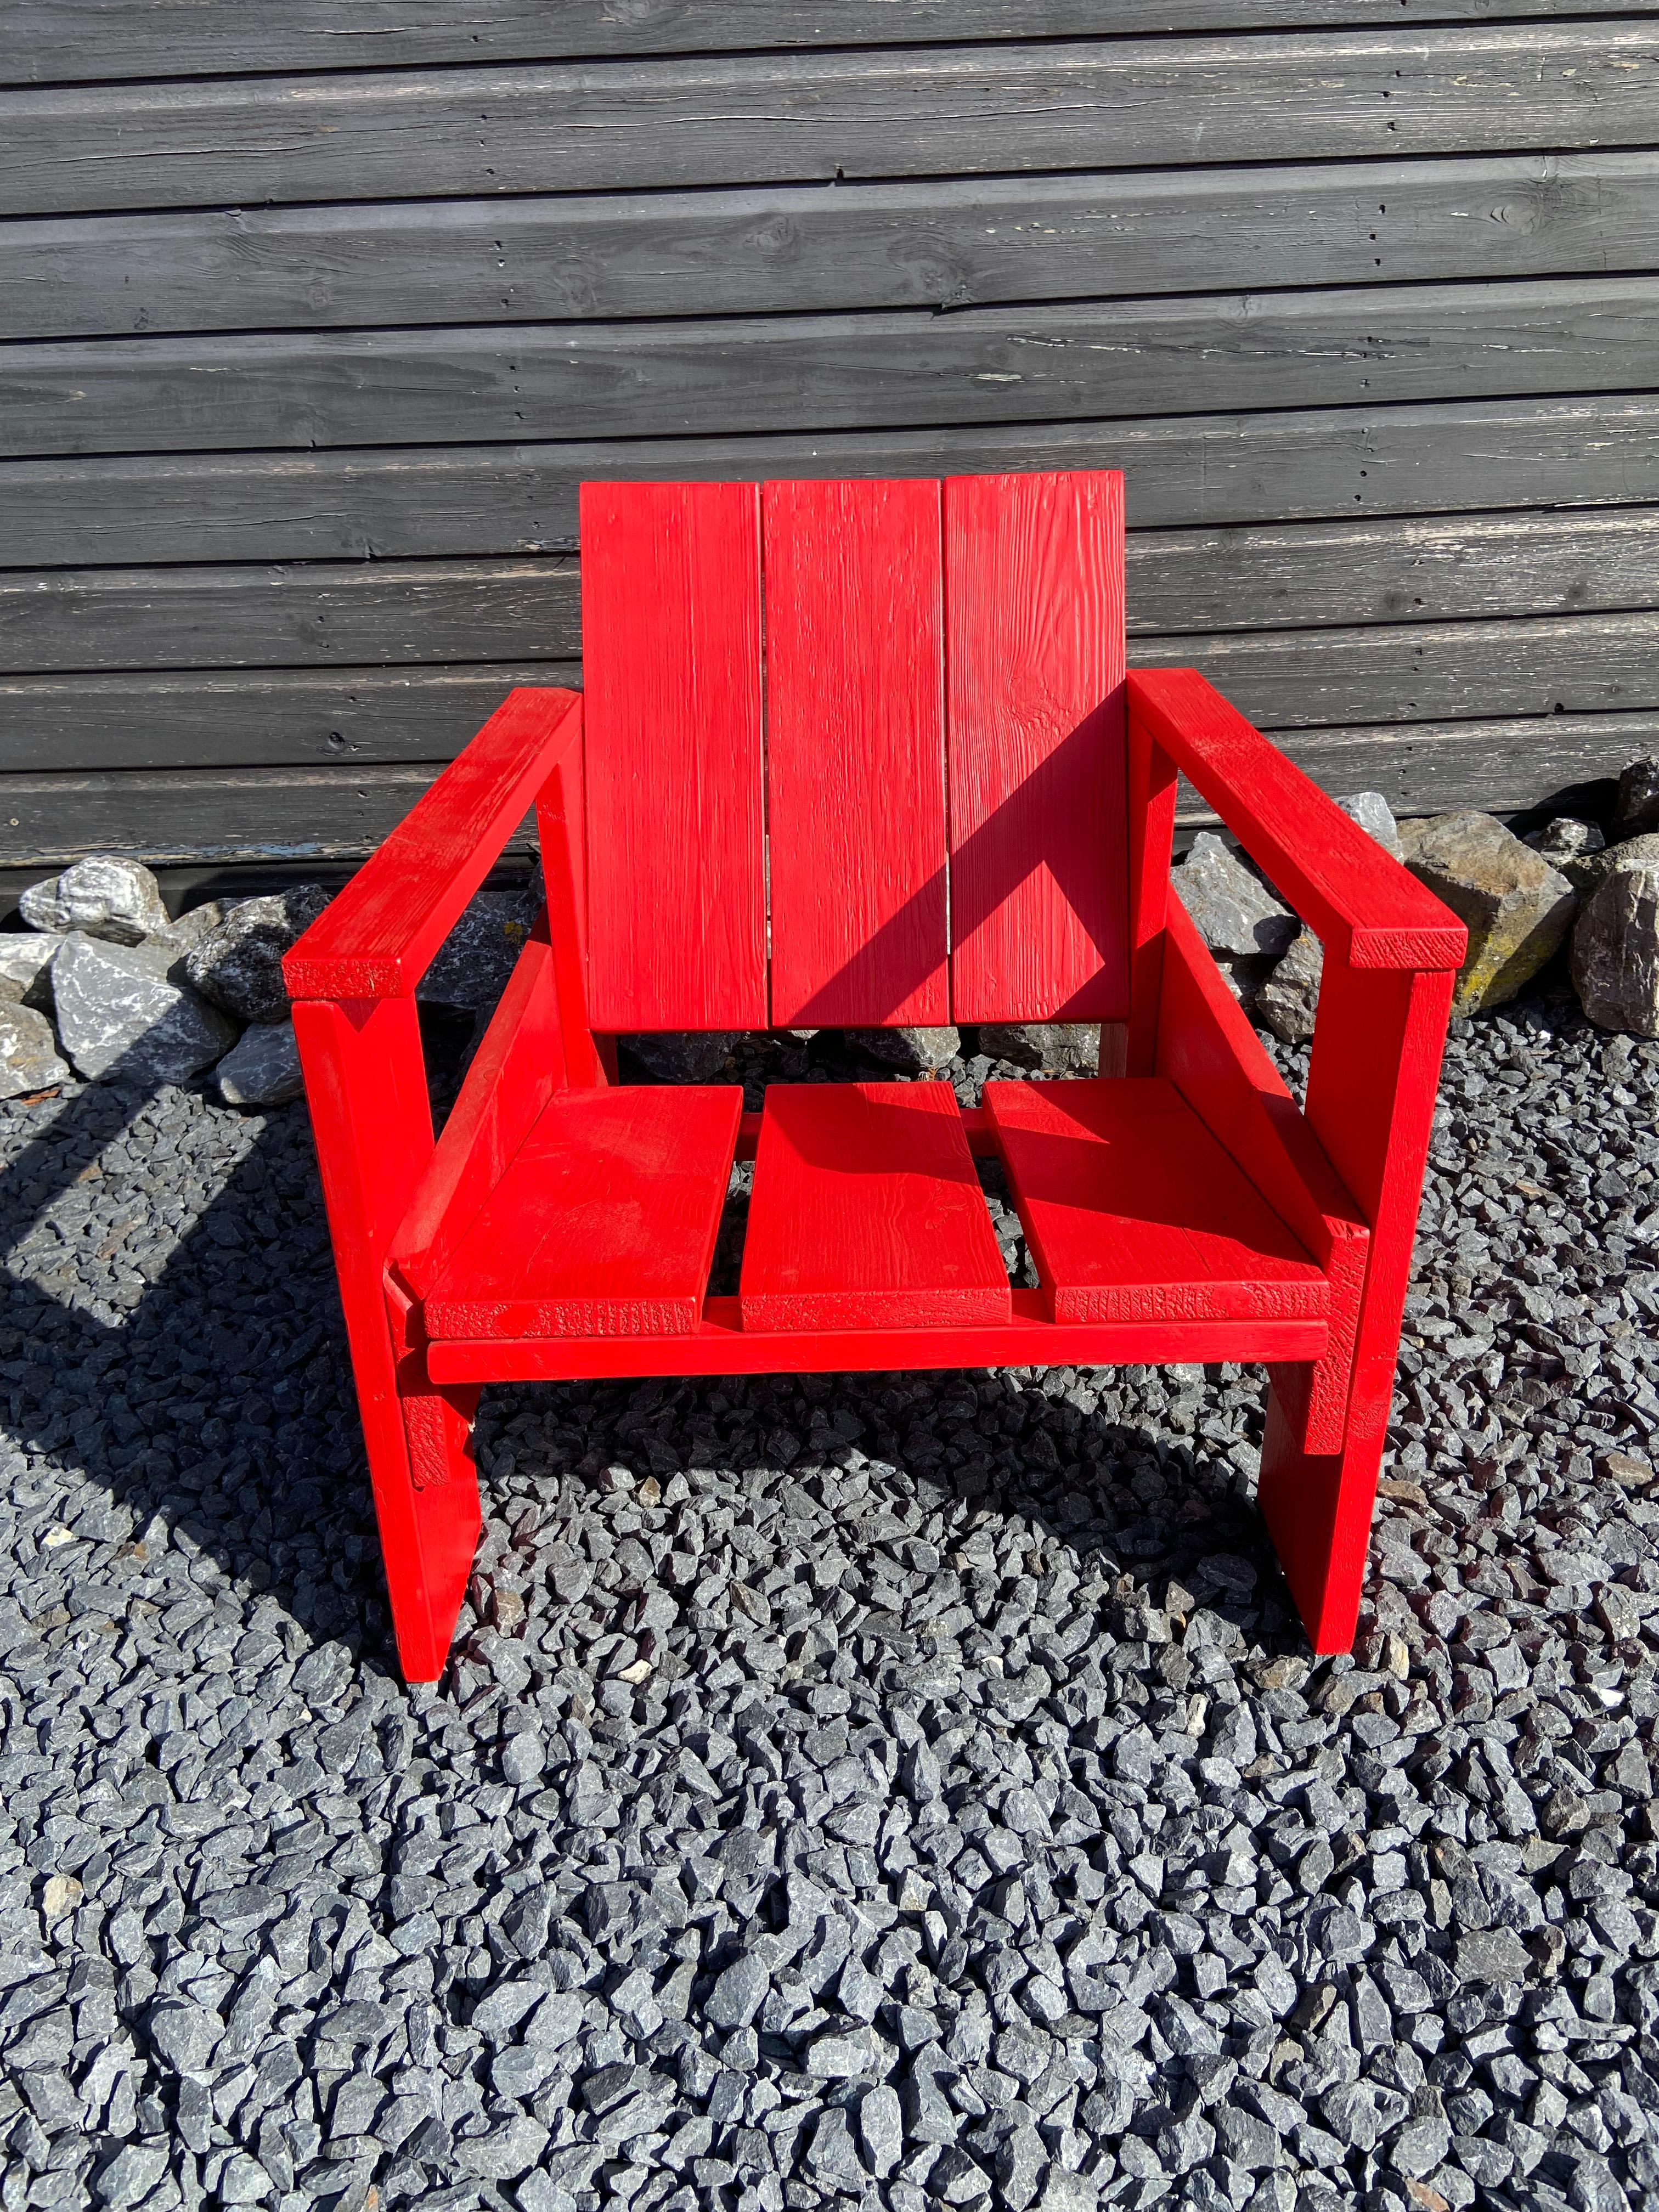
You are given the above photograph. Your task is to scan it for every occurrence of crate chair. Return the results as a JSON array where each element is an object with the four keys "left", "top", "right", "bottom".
[{"left": 284, "top": 472, "right": 1466, "bottom": 1685}]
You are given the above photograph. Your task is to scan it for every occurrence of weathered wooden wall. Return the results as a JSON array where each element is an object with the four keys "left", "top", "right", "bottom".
[{"left": 3, "top": 1, "right": 1657, "bottom": 879}]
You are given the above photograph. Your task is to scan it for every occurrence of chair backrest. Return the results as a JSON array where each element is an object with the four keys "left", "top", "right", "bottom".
[{"left": 579, "top": 471, "right": 1126, "bottom": 1032}]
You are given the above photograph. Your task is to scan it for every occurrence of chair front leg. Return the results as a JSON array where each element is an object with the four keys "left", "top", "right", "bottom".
[
  {"left": 1257, "top": 960, "right": 1454, "bottom": 1651},
  {"left": 291, "top": 994, "right": 482, "bottom": 1683}
]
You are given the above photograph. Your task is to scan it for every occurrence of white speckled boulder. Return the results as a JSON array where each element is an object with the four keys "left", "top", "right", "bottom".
[
  {"left": 18, "top": 855, "right": 171, "bottom": 945},
  {"left": 0, "top": 1005, "right": 69, "bottom": 1099},
  {"left": 53, "top": 934, "right": 238, "bottom": 1082}
]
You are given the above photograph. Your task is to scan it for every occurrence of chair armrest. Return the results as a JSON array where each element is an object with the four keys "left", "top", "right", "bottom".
[
  {"left": 284, "top": 687, "right": 582, "bottom": 1000},
  {"left": 1127, "top": 668, "right": 1466, "bottom": 974}
]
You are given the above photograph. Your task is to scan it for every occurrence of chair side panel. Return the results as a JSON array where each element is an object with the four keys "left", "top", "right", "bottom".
[
  {"left": 764, "top": 476, "right": 949, "bottom": 1028},
  {"left": 580, "top": 479, "right": 766, "bottom": 1030},
  {"left": 945, "top": 470, "right": 1128, "bottom": 1022}
]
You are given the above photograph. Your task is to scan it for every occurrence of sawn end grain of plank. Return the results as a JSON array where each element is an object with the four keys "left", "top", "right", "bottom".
[
  {"left": 984, "top": 1076, "right": 1329, "bottom": 1327},
  {"left": 740, "top": 1081, "right": 1011, "bottom": 1331},
  {"left": 945, "top": 469, "right": 1128, "bottom": 1023},
  {"left": 423, "top": 1084, "right": 741, "bottom": 1340},
  {"left": 763, "top": 477, "right": 949, "bottom": 1026}
]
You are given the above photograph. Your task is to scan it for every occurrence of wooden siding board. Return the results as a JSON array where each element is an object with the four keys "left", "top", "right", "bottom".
[
  {"left": 8, "top": 0, "right": 1651, "bottom": 87},
  {"left": 11, "top": 277, "right": 1659, "bottom": 459},
  {"left": 7, "top": 396, "right": 1659, "bottom": 573},
  {"left": 9, "top": 509, "right": 1659, "bottom": 674},
  {"left": 13, "top": 151, "right": 1659, "bottom": 341},
  {"left": 0, "top": 663, "right": 574, "bottom": 772},
  {"left": 9, "top": 707, "right": 1657, "bottom": 866},
  {"left": 8, "top": 611, "right": 1659, "bottom": 775},
  {"left": 5, "top": 29, "right": 1658, "bottom": 217},
  {"left": 0, "top": 559, "right": 578, "bottom": 673}
]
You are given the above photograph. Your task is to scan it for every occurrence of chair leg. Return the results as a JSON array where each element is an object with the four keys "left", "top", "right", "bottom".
[
  {"left": 380, "top": 1285, "right": 482, "bottom": 1682},
  {"left": 1257, "top": 1365, "right": 1391, "bottom": 1655}
]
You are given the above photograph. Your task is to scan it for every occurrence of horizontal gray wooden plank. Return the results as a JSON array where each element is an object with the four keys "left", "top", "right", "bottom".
[
  {"left": 0, "top": 763, "right": 457, "bottom": 867},
  {"left": 10, "top": 275, "right": 1659, "bottom": 460},
  {"left": 5, "top": 26, "right": 1656, "bottom": 217},
  {"left": 8, "top": 510, "right": 1659, "bottom": 674},
  {"left": 7, "top": 394, "right": 1659, "bottom": 569},
  {"left": 13, "top": 150, "right": 1659, "bottom": 340},
  {"left": 8, "top": 0, "right": 1650, "bottom": 88},
  {"left": 0, "top": 558, "right": 578, "bottom": 673},
  {"left": 7, "top": 708, "right": 1649, "bottom": 868},
  {"left": 0, "top": 663, "right": 573, "bottom": 772},
  {"left": 1269, "top": 710, "right": 1659, "bottom": 818},
  {"left": 1128, "top": 507, "right": 1659, "bottom": 636},
  {"left": 1132, "top": 610, "right": 1659, "bottom": 729},
  {"left": 3, "top": 612, "right": 1652, "bottom": 772}
]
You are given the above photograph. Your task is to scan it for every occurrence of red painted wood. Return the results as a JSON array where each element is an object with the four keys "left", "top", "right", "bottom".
[
  {"left": 1127, "top": 668, "right": 1467, "bottom": 972},
  {"left": 1125, "top": 715, "right": 1177, "bottom": 1077},
  {"left": 389, "top": 919, "right": 566, "bottom": 1302},
  {"left": 945, "top": 470, "right": 1127, "bottom": 1023},
  {"left": 579, "top": 479, "right": 766, "bottom": 1030},
  {"left": 741, "top": 1081, "right": 1009, "bottom": 1330},
  {"left": 290, "top": 995, "right": 479, "bottom": 1683},
  {"left": 1154, "top": 898, "right": 1368, "bottom": 1455},
  {"left": 1259, "top": 961, "right": 1457, "bottom": 1651},
  {"left": 428, "top": 1293, "right": 1328, "bottom": 1385},
  {"left": 533, "top": 712, "right": 603, "bottom": 1089},
  {"left": 764, "top": 477, "right": 948, "bottom": 1026},
  {"left": 984, "top": 1076, "right": 1329, "bottom": 1327},
  {"left": 424, "top": 1085, "right": 742, "bottom": 1339},
  {"left": 284, "top": 685, "right": 580, "bottom": 999}
]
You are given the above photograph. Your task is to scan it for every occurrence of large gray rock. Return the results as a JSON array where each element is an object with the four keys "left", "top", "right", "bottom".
[
  {"left": 1571, "top": 833, "right": 1659, "bottom": 1037},
  {"left": 216, "top": 1019, "right": 304, "bottom": 1108},
  {"left": 1525, "top": 816, "right": 1607, "bottom": 895},
  {"left": 1398, "top": 811, "right": 1575, "bottom": 1014},
  {"left": 977, "top": 1022, "right": 1100, "bottom": 1074},
  {"left": 1255, "top": 927, "right": 1324, "bottom": 1046},
  {"left": 0, "top": 1005, "right": 69, "bottom": 1099},
  {"left": 19, "top": 855, "right": 172, "bottom": 945},
  {"left": 0, "top": 932, "right": 63, "bottom": 1010},
  {"left": 1170, "top": 833, "right": 1297, "bottom": 959},
  {"left": 186, "top": 886, "right": 330, "bottom": 1023},
  {"left": 53, "top": 934, "right": 238, "bottom": 1082},
  {"left": 1615, "top": 758, "right": 1659, "bottom": 839},
  {"left": 848, "top": 1025, "right": 961, "bottom": 1073},
  {"left": 1336, "top": 789, "right": 1405, "bottom": 860},
  {"left": 623, "top": 1031, "right": 740, "bottom": 1083},
  {"left": 418, "top": 887, "right": 538, "bottom": 1010}
]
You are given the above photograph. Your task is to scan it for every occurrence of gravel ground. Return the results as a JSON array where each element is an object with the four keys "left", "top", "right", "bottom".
[{"left": 2, "top": 984, "right": 1658, "bottom": 2212}]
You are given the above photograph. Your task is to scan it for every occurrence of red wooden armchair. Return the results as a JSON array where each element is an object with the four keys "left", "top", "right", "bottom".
[{"left": 284, "top": 473, "right": 1465, "bottom": 1685}]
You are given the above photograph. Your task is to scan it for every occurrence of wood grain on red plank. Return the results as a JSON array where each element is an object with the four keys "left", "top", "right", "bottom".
[
  {"left": 945, "top": 470, "right": 1128, "bottom": 1022},
  {"left": 741, "top": 1081, "right": 1010, "bottom": 1330},
  {"left": 1127, "top": 667, "right": 1466, "bottom": 970},
  {"left": 763, "top": 477, "right": 948, "bottom": 1026},
  {"left": 424, "top": 1085, "right": 741, "bottom": 1339},
  {"left": 580, "top": 479, "right": 766, "bottom": 1029},
  {"left": 984, "top": 1075, "right": 1329, "bottom": 1326}
]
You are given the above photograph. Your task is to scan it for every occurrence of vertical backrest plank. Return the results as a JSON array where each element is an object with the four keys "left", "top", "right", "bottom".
[
  {"left": 945, "top": 470, "right": 1128, "bottom": 1023},
  {"left": 764, "top": 477, "right": 948, "bottom": 1028},
  {"left": 579, "top": 480, "right": 766, "bottom": 1030}
]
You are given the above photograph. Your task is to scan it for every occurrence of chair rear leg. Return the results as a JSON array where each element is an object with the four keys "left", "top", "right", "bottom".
[{"left": 383, "top": 1283, "right": 483, "bottom": 1680}]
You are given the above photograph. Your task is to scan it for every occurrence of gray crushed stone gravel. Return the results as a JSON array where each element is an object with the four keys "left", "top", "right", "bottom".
[{"left": 1, "top": 985, "right": 1658, "bottom": 2212}]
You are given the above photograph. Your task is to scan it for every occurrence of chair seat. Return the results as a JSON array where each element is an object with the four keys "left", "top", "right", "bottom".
[
  {"left": 741, "top": 1082, "right": 1011, "bottom": 1330},
  {"left": 422, "top": 1085, "right": 741, "bottom": 1339},
  {"left": 983, "top": 1076, "right": 1330, "bottom": 1324}
]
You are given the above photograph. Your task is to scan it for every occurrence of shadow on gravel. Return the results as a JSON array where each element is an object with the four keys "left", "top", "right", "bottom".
[{"left": 0, "top": 1064, "right": 1292, "bottom": 1696}]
